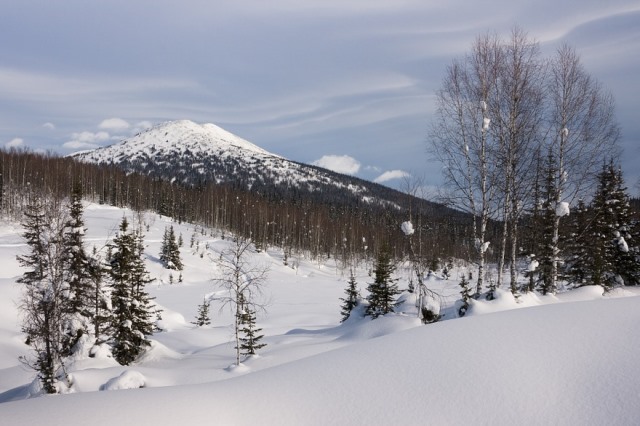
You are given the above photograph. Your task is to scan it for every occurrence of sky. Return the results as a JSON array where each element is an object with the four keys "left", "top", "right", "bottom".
[{"left": 1, "top": 0, "right": 639, "bottom": 194}]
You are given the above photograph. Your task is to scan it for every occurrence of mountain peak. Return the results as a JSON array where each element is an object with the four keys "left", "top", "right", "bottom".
[
  {"left": 71, "top": 120, "right": 425, "bottom": 212},
  {"left": 130, "top": 120, "right": 276, "bottom": 158}
]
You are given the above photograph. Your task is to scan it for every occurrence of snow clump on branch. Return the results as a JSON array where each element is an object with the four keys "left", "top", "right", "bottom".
[
  {"left": 401, "top": 221, "right": 415, "bottom": 236},
  {"left": 556, "top": 202, "right": 570, "bottom": 217}
]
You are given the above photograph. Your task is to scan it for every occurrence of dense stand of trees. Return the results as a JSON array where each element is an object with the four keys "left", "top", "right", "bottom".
[{"left": 0, "top": 148, "right": 474, "bottom": 269}]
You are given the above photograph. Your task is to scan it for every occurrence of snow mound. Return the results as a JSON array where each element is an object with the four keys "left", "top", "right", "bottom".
[
  {"left": 136, "top": 340, "right": 183, "bottom": 363},
  {"left": 100, "top": 370, "right": 146, "bottom": 391}
]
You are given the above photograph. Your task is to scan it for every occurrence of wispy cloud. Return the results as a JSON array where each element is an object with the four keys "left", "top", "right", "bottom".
[{"left": 63, "top": 131, "right": 110, "bottom": 150}]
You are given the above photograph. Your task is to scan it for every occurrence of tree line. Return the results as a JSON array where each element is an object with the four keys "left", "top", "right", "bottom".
[{"left": 0, "top": 147, "right": 476, "bottom": 270}]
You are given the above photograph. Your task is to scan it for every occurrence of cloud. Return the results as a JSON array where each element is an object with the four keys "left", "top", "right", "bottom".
[
  {"left": 42, "top": 122, "right": 55, "bottom": 130},
  {"left": 63, "top": 141, "right": 100, "bottom": 150},
  {"left": 99, "top": 118, "right": 130, "bottom": 131},
  {"left": 63, "top": 131, "right": 110, "bottom": 150},
  {"left": 6, "top": 137, "right": 24, "bottom": 148},
  {"left": 312, "top": 154, "right": 361, "bottom": 175},
  {"left": 374, "top": 170, "right": 410, "bottom": 183},
  {"left": 131, "top": 121, "right": 153, "bottom": 135}
]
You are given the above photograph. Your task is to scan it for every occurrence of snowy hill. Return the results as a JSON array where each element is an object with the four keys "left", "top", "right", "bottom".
[
  {"left": 70, "top": 120, "right": 412, "bottom": 209},
  {"left": 2, "top": 204, "right": 640, "bottom": 425}
]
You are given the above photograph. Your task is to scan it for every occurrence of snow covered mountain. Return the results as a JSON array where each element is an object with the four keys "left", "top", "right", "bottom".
[{"left": 71, "top": 120, "right": 403, "bottom": 208}]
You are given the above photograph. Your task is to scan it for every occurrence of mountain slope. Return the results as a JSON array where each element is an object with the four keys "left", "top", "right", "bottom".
[{"left": 70, "top": 120, "right": 451, "bottom": 216}]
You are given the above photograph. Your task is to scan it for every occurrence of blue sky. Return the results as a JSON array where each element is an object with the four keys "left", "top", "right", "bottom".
[{"left": 1, "top": 0, "right": 639, "bottom": 194}]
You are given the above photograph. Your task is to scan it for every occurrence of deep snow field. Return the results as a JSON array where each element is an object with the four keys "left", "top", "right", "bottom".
[{"left": 1, "top": 203, "right": 640, "bottom": 425}]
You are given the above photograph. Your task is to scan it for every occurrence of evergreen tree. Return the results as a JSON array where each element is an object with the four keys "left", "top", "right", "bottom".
[
  {"left": 583, "top": 163, "right": 640, "bottom": 289},
  {"left": 192, "top": 298, "right": 211, "bottom": 327},
  {"left": 108, "top": 217, "right": 155, "bottom": 365},
  {"left": 237, "top": 296, "right": 266, "bottom": 357},
  {"left": 366, "top": 245, "right": 400, "bottom": 319},
  {"left": 564, "top": 199, "right": 592, "bottom": 287},
  {"left": 339, "top": 270, "right": 360, "bottom": 322},
  {"left": 458, "top": 274, "right": 472, "bottom": 317},
  {"left": 60, "top": 182, "right": 93, "bottom": 354},
  {"left": 609, "top": 167, "right": 640, "bottom": 286},
  {"left": 87, "top": 246, "right": 111, "bottom": 342},
  {"left": 537, "top": 152, "right": 560, "bottom": 295},
  {"left": 160, "top": 225, "right": 183, "bottom": 270},
  {"left": 17, "top": 196, "right": 70, "bottom": 393}
]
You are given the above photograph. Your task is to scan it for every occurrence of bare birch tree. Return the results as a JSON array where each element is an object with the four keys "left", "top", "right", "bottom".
[
  {"left": 213, "top": 236, "right": 269, "bottom": 366},
  {"left": 491, "top": 27, "right": 546, "bottom": 294},
  {"left": 543, "top": 44, "right": 620, "bottom": 292},
  {"left": 430, "top": 32, "right": 502, "bottom": 295}
]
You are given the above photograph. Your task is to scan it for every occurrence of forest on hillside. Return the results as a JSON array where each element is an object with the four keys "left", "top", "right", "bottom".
[{"left": 0, "top": 148, "right": 477, "bottom": 270}]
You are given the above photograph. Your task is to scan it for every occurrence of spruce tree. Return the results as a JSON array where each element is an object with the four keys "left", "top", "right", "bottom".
[
  {"left": 192, "top": 298, "right": 211, "bottom": 327},
  {"left": 238, "top": 299, "right": 266, "bottom": 357},
  {"left": 339, "top": 270, "right": 360, "bottom": 322},
  {"left": 160, "top": 225, "right": 183, "bottom": 271},
  {"left": 61, "top": 182, "right": 93, "bottom": 354},
  {"left": 366, "top": 245, "right": 400, "bottom": 319},
  {"left": 458, "top": 274, "right": 472, "bottom": 317},
  {"left": 609, "top": 167, "right": 640, "bottom": 286},
  {"left": 108, "top": 217, "right": 155, "bottom": 365},
  {"left": 87, "top": 246, "right": 111, "bottom": 342},
  {"left": 588, "top": 163, "right": 640, "bottom": 289},
  {"left": 564, "top": 199, "right": 592, "bottom": 287},
  {"left": 537, "top": 151, "right": 560, "bottom": 295}
]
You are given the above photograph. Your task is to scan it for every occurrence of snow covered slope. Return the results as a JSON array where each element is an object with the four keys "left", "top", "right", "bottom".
[
  {"left": 71, "top": 120, "right": 387, "bottom": 204},
  {"left": 74, "top": 120, "right": 275, "bottom": 169},
  {"left": 2, "top": 204, "right": 640, "bottom": 425}
]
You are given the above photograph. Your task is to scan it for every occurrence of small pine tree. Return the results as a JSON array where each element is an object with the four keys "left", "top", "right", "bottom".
[
  {"left": 366, "top": 245, "right": 400, "bottom": 319},
  {"left": 160, "top": 225, "right": 183, "bottom": 271},
  {"left": 340, "top": 271, "right": 360, "bottom": 322},
  {"left": 238, "top": 302, "right": 266, "bottom": 357},
  {"left": 458, "top": 274, "right": 472, "bottom": 317},
  {"left": 192, "top": 299, "right": 211, "bottom": 327}
]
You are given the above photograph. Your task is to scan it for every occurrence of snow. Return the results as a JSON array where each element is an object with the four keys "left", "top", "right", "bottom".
[
  {"left": 1, "top": 204, "right": 640, "bottom": 425},
  {"left": 400, "top": 221, "right": 414, "bottom": 236},
  {"left": 617, "top": 235, "right": 629, "bottom": 253},
  {"left": 482, "top": 117, "right": 490, "bottom": 130},
  {"left": 556, "top": 201, "right": 570, "bottom": 217},
  {"left": 99, "top": 370, "right": 146, "bottom": 391}
]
